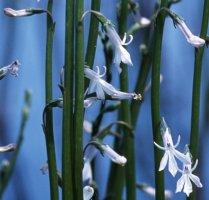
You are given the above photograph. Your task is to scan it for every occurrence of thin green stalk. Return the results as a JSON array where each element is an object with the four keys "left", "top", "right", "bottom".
[
  {"left": 0, "top": 90, "right": 31, "bottom": 198},
  {"left": 151, "top": 1, "right": 168, "bottom": 199},
  {"left": 130, "top": 47, "right": 151, "bottom": 127},
  {"left": 85, "top": 0, "right": 101, "bottom": 67},
  {"left": 44, "top": 1, "right": 59, "bottom": 199},
  {"left": 188, "top": 1, "right": 209, "bottom": 200},
  {"left": 62, "top": 0, "right": 74, "bottom": 199},
  {"left": 74, "top": 0, "right": 84, "bottom": 199},
  {"left": 118, "top": 1, "right": 135, "bottom": 199}
]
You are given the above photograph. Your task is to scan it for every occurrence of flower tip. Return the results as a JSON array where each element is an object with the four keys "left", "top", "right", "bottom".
[{"left": 83, "top": 186, "right": 94, "bottom": 200}]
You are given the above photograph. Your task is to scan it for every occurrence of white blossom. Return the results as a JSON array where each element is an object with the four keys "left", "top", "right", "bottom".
[
  {"left": 176, "top": 18, "right": 205, "bottom": 48},
  {"left": 101, "top": 144, "right": 127, "bottom": 166},
  {"left": 84, "top": 66, "right": 140, "bottom": 100},
  {"left": 154, "top": 118, "right": 190, "bottom": 176},
  {"left": 83, "top": 186, "right": 94, "bottom": 200},
  {"left": 105, "top": 25, "right": 133, "bottom": 73},
  {"left": 4, "top": 8, "right": 34, "bottom": 17},
  {"left": 0, "top": 60, "right": 20, "bottom": 80},
  {"left": 176, "top": 151, "right": 203, "bottom": 197},
  {"left": 82, "top": 161, "right": 93, "bottom": 185},
  {"left": 0, "top": 143, "right": 16, "bottom": 152}
]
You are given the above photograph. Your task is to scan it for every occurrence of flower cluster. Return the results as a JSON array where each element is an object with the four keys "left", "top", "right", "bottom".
[{"left": 154, "top": 118, "right": 203, "bottom": 197}]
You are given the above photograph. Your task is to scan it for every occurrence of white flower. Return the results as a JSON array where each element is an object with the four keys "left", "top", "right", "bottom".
[
  {"left": 176, "top": 152, "right": 203, "bottom": 197},
  {"left": 105, "top": 25, "right": 133, "bottom": 73},
  {"left": 0, "top": 60, "right": 20, "bottom": 80},
  {"left": 101, "top": 144, "right": 127, "bottom": 166},
  {"left": 4, "top": 8, "right": 34, "bottom": 17},
  {"left": 82, "top": 161, "right": 93, "bottom": 185},
  {"left": 83, "top": 186, "right": 94, "bottom": 200},
  {"left": 176, "top": 18, "right": 205, "bottom": 48},
  {"left": 154, "top": 118, "right": 190, "bottom": 176},
  {"left": 139, "top": 17, "right": 151, "bottom": 28},
  {"left": 84, "top": 66, "right": 140, "bottom": 100},
  {"left": 0, "top": 143, "right": 16, "bottom": 152}
]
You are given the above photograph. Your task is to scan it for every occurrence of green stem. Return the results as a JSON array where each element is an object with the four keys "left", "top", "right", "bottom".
[
  {"left": 130, "top": 46, "right": 151, "bottom": 127},
  {"left": 151, "top": 1, "right": 168, "bottom": 199},
  {"left": 85, "top": 0, "right": 101, "bottom": 67},
  {"left": 118, "top": 1, "right": 135, "bottom": 199},
  {"left": 188, "top": 1, "right": 209, "bottom": 200},
  {"left": 74, "top": 0, "right": 84, "bottom": 199},
  {"left": 44, "top": 1, "right": 59, "bottom": 199},
  {"left": 62, "top": 0, "right": 74, "bottom": 199},
  {"left": 0, "top": 90, "right": 31, "bottom": 198}
]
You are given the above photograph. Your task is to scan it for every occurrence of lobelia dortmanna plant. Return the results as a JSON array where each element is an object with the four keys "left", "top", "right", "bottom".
[{"left": 0, "top": 0, "right": 208, "bottom": 200}]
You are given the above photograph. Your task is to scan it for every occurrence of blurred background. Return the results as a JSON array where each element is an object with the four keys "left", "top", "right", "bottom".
[{"left": 0, "top": 0, "right": 208, "bottom": 199}]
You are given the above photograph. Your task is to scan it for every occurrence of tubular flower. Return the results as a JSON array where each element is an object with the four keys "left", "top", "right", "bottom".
[
  {"left": 84, "top": 66, "right": 140, "bottom": 100},
  {"left": 154, "top": 118, "right": 190, "bottom": 176},
  {"left": 105, "top": 24, "right": 133, "bottom": 73},
  {"left": 0, "top": 60, "right": 20, "bottom": 80},
  {"left": 101, "top": 144, "right": 127, "bottom": 166},
  {"left": 176, "top": 151, "right": 203, "bottom": 197},
  {"left": 83, "top": 186, "right": 94, "bottom": 200},
  {"left": 176, "top": 18, "right": 205, "bottom": 48},
  {"left": 0, "top": 143, "right": 16, "bottom": 152}
]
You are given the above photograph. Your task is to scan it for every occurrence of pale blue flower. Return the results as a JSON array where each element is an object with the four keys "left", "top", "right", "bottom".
[
  {"left": 83, "top": 186, "right": 94, "bottom": 200},
  {"left": 105, "top": 25, "right": 133, "bottom": 73},
  {"left": 176, "top": 18, "right": 205, "bottom": 48},
  {"left": 84, "top": 66, "right": 140, "bottom": 100},
  {"left": 176, "top": 151, "right": 202, "bottom": 197},
  {"left": 154, "top": 118, "right": 190, "bottom": 176},
  {"left": 101, "top": 144, "right": 127, "bottom": 166},
  {"left": 0, "top": 60, "right": 20, "bottom": 80}
]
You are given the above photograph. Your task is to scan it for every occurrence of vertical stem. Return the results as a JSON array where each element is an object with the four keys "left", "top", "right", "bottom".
[
  {"left": 151, "top": 1, "right": 168, "bottom": 199},
  {"left": 118, "top": 1, "right": 135, "bottom": 199},
  {"left": 188, "top": 1, "right": 209, "bottom": 200},
  {"left": 85, "top": 0, "right": 101, "bottom": 67},
  {"left": 62, "top": 0, "right": 74, "bottom": 199},
  {"left": 0, "top": 90, "right": 31, "bottom": 198},
  {"left": 44, "top": 1, "right": 59, "bottom": 199},
  {"left": 74, "top": 0, "right": 84, "bottom": 199}
]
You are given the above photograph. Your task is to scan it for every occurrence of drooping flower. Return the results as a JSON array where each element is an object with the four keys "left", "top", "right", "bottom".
[
  {"left": 84, "top": 66, "right": 141, "bottom": 100},
  {"left": 82, "top": 161, "right": 93, "bottom": 185},
  {"left": 154, "top": 117, "right": 190, "bottom": 176},
  {"left": 0, "top": 60, "right": 20, "bottom": 80},
  {"left": 105, "top": 24, "right": 133, "bottom": 73},
  {"left": 0, "top": 143, "right": 16, "bottom": 152},
  {"left": 101, "top": 144, "right": 127, "bottom": 166},
  {"left": 4, "top": 8, "right": 34, "bottom": 17},
  {"left": 83, "top": 186, "right": 94, "bottom": 200},
  {"left": 175, "top": 18, "right": 205, "bottom": 48},
  {"left": 176, "top": 149, "right": 203, "bottom": 197}
]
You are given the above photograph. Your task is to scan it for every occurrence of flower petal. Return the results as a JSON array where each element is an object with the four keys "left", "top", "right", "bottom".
[
  {"left": 189, "top": 174, "right": 203, "bottom": 188},
  {"left": 168, "top": 151, "right": 178, "bottom": 177},
  {"left": 119, "top": 45, "right": 133, "bottom": 66},
  {"left": 183, "top": 175, "right": 193, "bottom": 197},
  {"left": 173, "top": 149, "right": 191, "bottom": 165},
  {"left": 159, "top": 152, "right": 168, "bottom": 171},
  {"left": 83, "top": 186, "right": 94, "bottom": 200},
  {"left": 176, "top": 174, "right": 185, "bottom": 193}
]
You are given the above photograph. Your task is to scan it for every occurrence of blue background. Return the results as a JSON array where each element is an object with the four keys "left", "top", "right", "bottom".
[{"left": 0, "top": 0, "right": 208, "bottom": 199}]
